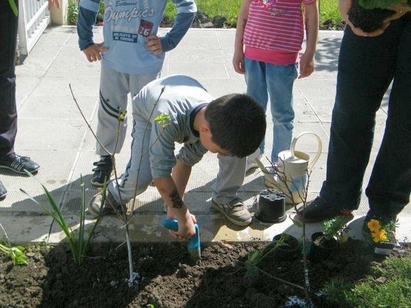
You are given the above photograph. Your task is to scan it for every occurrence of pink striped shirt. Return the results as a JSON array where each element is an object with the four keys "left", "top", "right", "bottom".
[{"left": 244, "top": 0, "right": 316, "bottom": 65}]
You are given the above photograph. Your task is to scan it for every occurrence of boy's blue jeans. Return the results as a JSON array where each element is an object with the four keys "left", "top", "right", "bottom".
[
  {"left": 320, "top": 18, "right": 411, "bottom": 218},
  {"left": 244, "top": 57, "right": 297, "bottom": 162}
]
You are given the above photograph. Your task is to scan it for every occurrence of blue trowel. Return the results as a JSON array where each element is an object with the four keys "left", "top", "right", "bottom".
[{"left": 162, "top": 218, "right": 201, "bottom": 261}]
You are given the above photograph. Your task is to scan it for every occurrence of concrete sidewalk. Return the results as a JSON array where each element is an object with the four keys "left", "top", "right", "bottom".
[{"left": 0, "top": 26, "right": 409, "bottom": 245}]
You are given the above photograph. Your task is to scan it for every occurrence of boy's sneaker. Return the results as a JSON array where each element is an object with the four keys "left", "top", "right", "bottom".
[
  {"left": 295, "top": 196, "right": 354, "bottom": 223},
  {"left": 91, "top": 156, "right": 112, "bottom": 187},
  {"left": 212, "top": 198, "right": 252, "bottom": 227},
  {"left": 0, "top": 181, "right": 7, "bottom": 200},
  {"left": 0, "top": 154, "right": 40, "bottom": 175},
  {"left": 88, "top": 190, "right": 123, "bottom": 217}
]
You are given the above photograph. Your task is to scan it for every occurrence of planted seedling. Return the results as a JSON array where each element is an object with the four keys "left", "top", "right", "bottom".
[{"left": 0, "top": 223, "right": 27, "bottom": 265}]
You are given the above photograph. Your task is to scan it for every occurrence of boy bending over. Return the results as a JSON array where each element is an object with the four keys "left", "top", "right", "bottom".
[{"left": 89, "top": 74, "right": 266, "bottom": 240}]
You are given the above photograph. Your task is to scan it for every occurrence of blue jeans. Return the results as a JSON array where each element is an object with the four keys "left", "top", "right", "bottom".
[
  {"left": 320, "top": 18, "right": 411, "bottom": 218},
  {"left": 244, "top": 57, "right": 297, "bottom": 162}
]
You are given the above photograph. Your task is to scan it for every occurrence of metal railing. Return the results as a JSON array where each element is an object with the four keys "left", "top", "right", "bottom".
[{"left": 18, "top": 0, "right": 51, "bottom": 56}]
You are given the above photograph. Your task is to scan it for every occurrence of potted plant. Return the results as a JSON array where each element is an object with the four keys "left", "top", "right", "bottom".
[
  {"left": 347, "top": 0, "right": 410, "bottom": 33},
  {"left": 267, "top": 233, "right": 300, "bottom": 261},
  {"left": 308, "top": 215, "right": 351, "bottom": 263},
  {"left": 245, "top": 233, "right": 300, "bottom": 277},
  {"left": 365, "top": 218, "right": 398, "bottom": 255}
]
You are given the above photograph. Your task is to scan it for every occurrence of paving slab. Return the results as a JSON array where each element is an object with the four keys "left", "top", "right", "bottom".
[{"left": 0, "top": 26, "right": 409, "bottom": 245}]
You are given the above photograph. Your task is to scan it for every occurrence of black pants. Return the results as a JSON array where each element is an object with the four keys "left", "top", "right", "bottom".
[
  {"left": 0, "top": 1, "right": 19, "bottom": 159},
  {"left": 320, "top": 16, "right": 411, "bottom": 218}
]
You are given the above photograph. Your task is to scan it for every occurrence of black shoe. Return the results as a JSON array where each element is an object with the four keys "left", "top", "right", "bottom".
[
  {"left": 0, "top": 181, "right": 7, "bottom": 200},
  {"left": 0, "top": 154, "right": 40, "bottom": 175},
  {"left": 295, "top": 196, "right": 354, "bottom": 223},
  {"left": 88, "top": 190, "right": 123, "bottom": 217},
  {"left": 91, "top": 156, "right": 112, "bottom": 187}
]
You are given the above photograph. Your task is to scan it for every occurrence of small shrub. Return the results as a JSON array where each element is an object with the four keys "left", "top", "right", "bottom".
[
  {"left": 67, "top": 0, "right": 104, "bottom": 25},
  {"left": 67, "top": 0, "right": 78, "bottom": 25}
]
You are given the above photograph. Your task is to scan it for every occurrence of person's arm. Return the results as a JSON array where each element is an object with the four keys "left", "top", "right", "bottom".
[
  {"left": 153, "top": 170, "right": 196, "bottom": 241},
  {"left": 77, "top": 0, "right": 98, "bottom": 50},
  {"left": 340, "top": 0, "right": 411, "bottom": 37},
  {"left": 160, "top": 0, "right": 197, "bottom": 52},
  {"left": 48, "top": 0, "right": 60, "bottom": 10},
  {"left": 171, "top": 158, "right": 192, "bottom": 200},
  {"left": 77, "top": 1, "right": 108, "bottom": 62},
  {"left": 233, "top": 0, "right": 251, "bottom": 74},
  {"left": 146, "top": 0, "right": 196, "bottom": 55},
  {"left": 298, "top": 0, "right": 319, "bottom": 79}
]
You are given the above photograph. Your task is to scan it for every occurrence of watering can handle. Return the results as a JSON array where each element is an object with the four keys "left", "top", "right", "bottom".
[{"left": 290, "top": 132, "right": 322, "bottom": 171}]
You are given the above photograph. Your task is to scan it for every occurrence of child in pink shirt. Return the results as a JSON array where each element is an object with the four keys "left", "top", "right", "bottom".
[{"left": 233, "top": 0, "right": 318, "bottom": 169}]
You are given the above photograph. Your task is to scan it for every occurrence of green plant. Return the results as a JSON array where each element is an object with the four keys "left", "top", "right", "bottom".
[
  {"left": 244, "top": 233, "right": 305, "bottom": 290},
  {"left": 366, "top": 218, "right": 396, "bottom": 244},
  {"left": 0, "top": 242, "right": 27, "bottom": 265},
  {"left": 67, "top": 0, "right": 104, "bottom": 25},
  {"left": 21, "top": 175, "right": 102, "bottom": 265},
  {"left": 0, "top": 223, "right": 27, "bottom": 265},
  {"left": 262, "top": 155, "right": 313, "bottom": 302},
  {"left": 321, "top": 257, "right": 411, "bottom": 306},
  {"left": 322, "top": 215, "right": 351, "bottom": 242},
  {"left": 67, "top": 0, "right": 78, "bottom": 25},
  {"left": 319, "top": 0, "right": 344, "bottom": 23},
  {"left": 69, "top": 84, "right": 170, "bottom": 286},
  {"left": 97, "top": 1, "right": 105, "bottom": 24},
  {"left": 245, "top": 233, "right": 291, "bottom": 276}
]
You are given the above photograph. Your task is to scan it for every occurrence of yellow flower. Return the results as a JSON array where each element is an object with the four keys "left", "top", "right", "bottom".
[
  {"left": 371, "top": 229, "right": 388, "bottom": 243},
  {"left": 367, "top": 219, "right": 381, "bottom": 233}
]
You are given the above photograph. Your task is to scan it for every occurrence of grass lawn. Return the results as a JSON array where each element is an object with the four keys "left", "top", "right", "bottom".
[{"left": 164, "top": 0, "right": 344, "bottom": 28}]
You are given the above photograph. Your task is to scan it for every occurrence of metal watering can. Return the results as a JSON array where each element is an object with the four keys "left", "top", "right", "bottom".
[{"left": 255, "top": 132, "right": 322, "bottom": 204}]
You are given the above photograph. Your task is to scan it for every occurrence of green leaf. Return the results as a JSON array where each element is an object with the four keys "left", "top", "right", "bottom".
[
  {"left": 245, "top": 261, "right": 260, "bottom": 277},
  {"left": 247, "top": 250, "right": 263, "bottom": 264},
  {"left": 154, "top": 113, "right": 171, "bottom": 129},
  {"left": 290, "top": 216, "right": 303, "bottom": 228},
  {"left": 118, "top": 110, "right": 127, "bottom": 121},
  {"left": 9, "top": 247, "right": 27, "bottom": 265},
  {"left": 0, "top": 242, "right": 27, "bottom": 265}
]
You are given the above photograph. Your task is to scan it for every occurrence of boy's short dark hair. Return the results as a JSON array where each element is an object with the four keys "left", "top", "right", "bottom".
[{"left": 205, "top": 94, "right": 266, "bottom": 158}]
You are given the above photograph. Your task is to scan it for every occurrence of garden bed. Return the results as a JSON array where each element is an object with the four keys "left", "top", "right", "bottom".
[{"left": 1, "top": 238, "right": 410, "bottom": 307}]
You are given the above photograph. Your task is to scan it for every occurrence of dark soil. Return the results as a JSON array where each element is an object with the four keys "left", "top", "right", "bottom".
[
  {"left": 1, "top": 237, "right": 410, "bottom": 308},
  {"left": 347, "top": 0, "right": 395, "bottom": 32}
]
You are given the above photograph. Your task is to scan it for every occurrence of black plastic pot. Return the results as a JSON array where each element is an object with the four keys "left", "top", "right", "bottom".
[
  {"left": 270, "top": 233, "right": 300, "bottom": 261},
  {"left": 255, "top": 189, "right": 286, "bottom": 224},
  {"left": 307, "top": 232, "right": 338, "bottom": 263}
]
